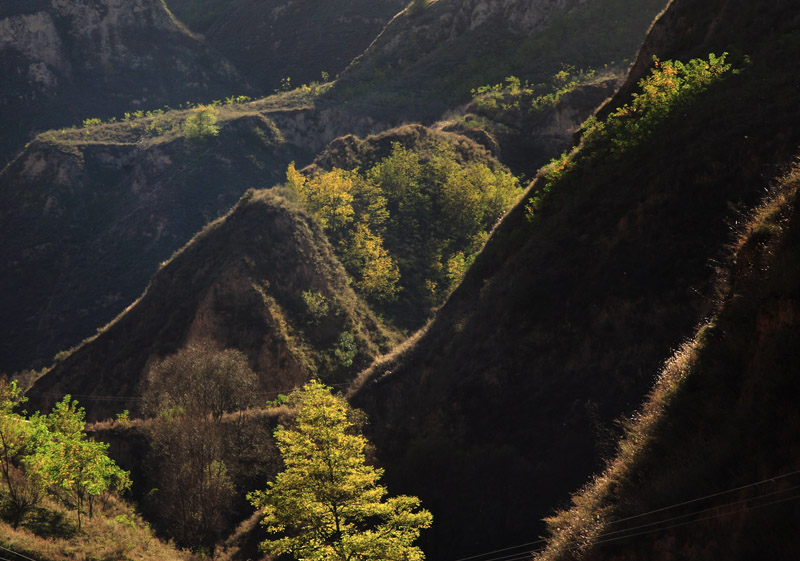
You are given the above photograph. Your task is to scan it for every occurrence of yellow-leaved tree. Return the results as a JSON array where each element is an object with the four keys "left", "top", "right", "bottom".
[{"left": 248, "top": 381, "right": 432, "bottom": 561}]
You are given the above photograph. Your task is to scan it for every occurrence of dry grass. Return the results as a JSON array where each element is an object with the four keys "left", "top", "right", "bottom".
[
  {"left": 534, "top": 163, "right": 800, "bottom": 561},
  {"left": 0, "top": 494, "right": 195, "bottom": 561},
  {"left": 346, "top": 320, "right": 431, "bottom": 398}
]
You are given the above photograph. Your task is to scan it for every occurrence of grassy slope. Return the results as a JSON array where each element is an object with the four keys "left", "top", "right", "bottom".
[
  {"left": 349, "top": 1, "right": 800, "bottom": 559},
  {"left": 27, "top": 190, "right": 399, "bottom": 421},
  {"left": 536, "top": 161, "right": 800, "bottom": 561},
  {"left": 0, "top": 492, "right": 194, "bottom": 561}
]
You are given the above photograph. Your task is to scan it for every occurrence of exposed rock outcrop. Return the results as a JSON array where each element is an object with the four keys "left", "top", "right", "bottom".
[{"left": 0, "top": 0, "right": 244, "bottom": 164}]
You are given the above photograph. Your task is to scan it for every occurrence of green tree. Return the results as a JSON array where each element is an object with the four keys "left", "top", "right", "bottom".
[
  {"left": 248, "top": 381, "right": 432, "bottom": 561},
  {"left": 184, "top": 104, "right": 220, "bottom": 143},
  {"left": 30, "top": 396, "right": 130, "bottom": 530},
  {"left": 0, "top": 379, "right": 44, "bottom": 528}
]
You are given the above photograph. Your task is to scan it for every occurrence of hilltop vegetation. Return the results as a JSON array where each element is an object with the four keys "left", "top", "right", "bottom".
[{"left": 287, "top": 126, "right": 521, "bottom": 328}]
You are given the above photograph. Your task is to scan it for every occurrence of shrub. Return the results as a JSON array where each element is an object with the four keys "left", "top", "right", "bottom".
[{"left": 183, "top": 105, "right": 220, "bottom": 143}]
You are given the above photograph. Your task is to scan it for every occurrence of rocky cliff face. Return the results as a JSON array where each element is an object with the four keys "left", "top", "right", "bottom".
[
  {"left": 0, "top": 0, "right": 244, "bottom": 164},
  {"left": 331, "top": 0, "right": 664, "bottom": 121},
  {"left": 197, "top": 0, "right": 407, "bottom": 92}
]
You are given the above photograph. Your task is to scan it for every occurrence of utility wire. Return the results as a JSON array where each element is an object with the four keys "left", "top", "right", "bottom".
[
  {"left": 456, "top": 489, "right": 800, "bottom": 561},
  {"left": 591, "top": 483, "right": 800, "bottom": 541},
  {"left": 25, "top": 381, "right": 354, "bottom": 403},
  {"left": 0, "top": 543, "right": 38, "bottom": 561},
  {"left": 449, "top": 468, "right": 800, "bottom": 561},
  {"left": 589, "top": 491, "right": 800, "bottom": 548},
  {"left": 606, "top": 467, "right": 800, "bottom": 526}
]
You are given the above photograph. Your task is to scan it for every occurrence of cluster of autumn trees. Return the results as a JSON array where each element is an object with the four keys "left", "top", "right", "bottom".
[
  {"left": 140, "top": 343, "right": 263, "bottom": 550},
  {"left": 136, "top": 344, "right": 431, "bottom": 559},
  {"left": 287, "top": 141, "right": 522, "bottom": 326},
  {"left": 0, "top": 379, "right": 129, "bottom": 530}
]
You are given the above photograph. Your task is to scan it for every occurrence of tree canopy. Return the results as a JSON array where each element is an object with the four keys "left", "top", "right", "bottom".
[{"left": 248, "top": 380, "right": 432, "bottom": 561}]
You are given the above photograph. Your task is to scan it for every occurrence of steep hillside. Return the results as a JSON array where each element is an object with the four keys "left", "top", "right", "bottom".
[
  {"left": 330, "top": 0, "right": 666, "bottom": 121},
  {"left": 349, "top": 0, "right": 800, "bottom": 559},
  {"left": 535, "top": 161, "right": 800, "bottom": 561},
  {"left": 0, "top": 90, "right": 398, "bottom": 375},
  {"left": 0, "top": 0, "right": 246, "bottom": 165},
  {"left": 441, "top": 73, "right": 623, "bottom": 178},
  {"left": 181, "top": 0, "right": 407, "bottom": 93},
  {"left": 0, "top": 103, "right": 306, "bottom": 374},
  {"left": 28, "top": 190, "right": 399, "bottom": 421}
]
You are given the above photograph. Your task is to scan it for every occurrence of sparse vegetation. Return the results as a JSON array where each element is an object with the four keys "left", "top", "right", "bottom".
[{"left": 525, "top": 54, "right": 734, "bottom": 220}]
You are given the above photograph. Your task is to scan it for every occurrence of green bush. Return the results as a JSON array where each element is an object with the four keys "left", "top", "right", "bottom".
[{"left": 183, "top": 105, "right": 220, "bottom": 143}]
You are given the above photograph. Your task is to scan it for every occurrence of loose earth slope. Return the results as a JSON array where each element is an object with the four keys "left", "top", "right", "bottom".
[{"left": 28, "top": 189, "right": 399, "bottom": 421}]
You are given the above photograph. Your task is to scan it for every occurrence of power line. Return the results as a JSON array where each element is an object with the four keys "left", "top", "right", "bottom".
[
  {"left": 606, "top": 467, "right": 800, "bottom": 526},
  {"left": 459, "top": 489, "right": 800, "bottom": 561},
  {"left": 449, "top": 468, "right": 800, "bottom": 561},
  {"left": 25, "top": 380, "right": 355, "bottom": 404},
  {"left": 584, "top": 483, "right": 800, "bottom": 543},
  {"left": 0, "top": 543, "right": 39, "bottom": 561},
  {"left": 590, "top": 491, "right": 800, "bottom": 548}
]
